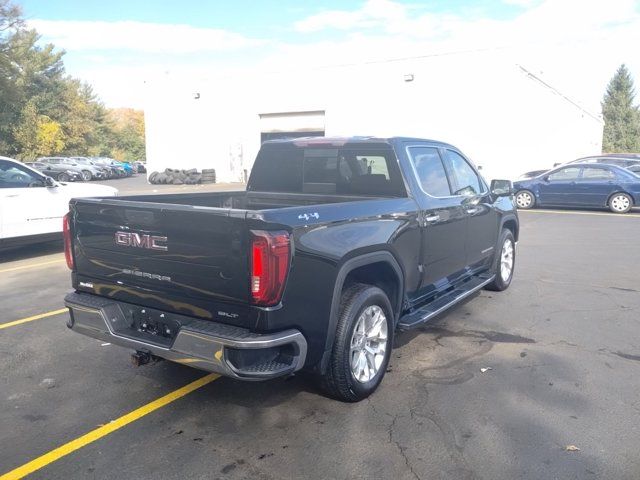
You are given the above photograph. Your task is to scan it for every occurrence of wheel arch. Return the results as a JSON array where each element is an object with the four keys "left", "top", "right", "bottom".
[
  {"left": 500, "top": 214, "right": 519, "bottom": 242},
  {"left": 318, "top": 251, "right": 404, "bottom": 374}
]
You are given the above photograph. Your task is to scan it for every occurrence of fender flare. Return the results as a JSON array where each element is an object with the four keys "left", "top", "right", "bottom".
[
  {"left": 499, "top": 213, "right": 519, "bottom": 241},
  {"left": 318, "top": 251, "right": 404, "bottom": 373}
]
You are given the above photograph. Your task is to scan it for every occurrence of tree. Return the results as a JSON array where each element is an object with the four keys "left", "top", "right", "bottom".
[
  {"left": 601, "top": 64, "right": 640, "bottom": 153},
  {"left": 107, "top": 108, "right": 146, "bottom": 161},
  {"left": 0, "top": 0, "right": 146, "bottom": 160},
  {"left": 13, "top": 100, "right": 65, "bottom": 159},
  {"left": 0, "top": 0, "right": 24, "bottom": 153}
]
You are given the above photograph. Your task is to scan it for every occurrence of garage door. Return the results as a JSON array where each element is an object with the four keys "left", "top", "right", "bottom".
[{"left": 259, "top": 110, "right": 325, "bottom": 143}]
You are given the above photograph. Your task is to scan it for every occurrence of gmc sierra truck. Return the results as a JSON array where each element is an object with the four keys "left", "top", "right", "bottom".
[{"left": 63, "top": 137, "right": 518, "bottom": 401}]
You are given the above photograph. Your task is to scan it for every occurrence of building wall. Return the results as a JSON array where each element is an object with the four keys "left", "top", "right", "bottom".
[{"left": 144, "top": 52, "right": 603, "bottom": 183}]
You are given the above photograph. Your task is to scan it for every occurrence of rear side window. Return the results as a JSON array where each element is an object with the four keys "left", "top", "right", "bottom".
[
  {"left": 249, "top": 144, "right": 406, "bottom": 197},
  {"left": 408, "top": 147, "right": 451, "bottom": 197},
  {"left": 581, "top": 167, "right": 615, "bottom": 180}
]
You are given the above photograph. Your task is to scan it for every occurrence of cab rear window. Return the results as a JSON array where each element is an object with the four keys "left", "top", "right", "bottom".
[{"left": 248, "top": 144, "right": 406, "bottom": 197}]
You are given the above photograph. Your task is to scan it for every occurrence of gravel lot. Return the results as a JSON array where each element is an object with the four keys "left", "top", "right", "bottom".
[{"left": 1, "top": 182, "right": 639, "bottom": 480}]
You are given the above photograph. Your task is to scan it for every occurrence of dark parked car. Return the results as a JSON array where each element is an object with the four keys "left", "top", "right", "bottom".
[
  {"left": 566, "top": 155, "right": 640, "bottom": 169},
  {"left": 69, "top": 157, "right": 113, "bottom": 179},
  {"left": 517, "top": 169, "right": 550, "bottom": 180},
  {"left": 27, "top": 162, "right": 82, "bottom": 182},
  {"left": 134, "top": 161, "right": 146, "bottom": 173},
  {"left": 63, "top": 136, "right": 518, "bottom": 401},
  {"left": 514, "top": 163, "right": 640, "bottom": 213},
  {"left": 90, "top": 158, "right": 126, "bottom": 178}
]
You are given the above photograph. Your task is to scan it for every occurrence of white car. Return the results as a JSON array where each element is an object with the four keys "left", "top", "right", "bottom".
[{"left": 0, "top": 156, "right": 118, "bottom": 247}]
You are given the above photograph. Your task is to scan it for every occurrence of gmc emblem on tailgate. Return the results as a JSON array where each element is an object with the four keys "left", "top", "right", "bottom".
[{"left": 114, "top": 231, "right": 168, "bottom": 251}]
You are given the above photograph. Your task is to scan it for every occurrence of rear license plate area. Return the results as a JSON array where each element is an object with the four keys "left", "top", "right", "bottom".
[{"left": 111, "top": 304, "right": 181, "bottom": 348}]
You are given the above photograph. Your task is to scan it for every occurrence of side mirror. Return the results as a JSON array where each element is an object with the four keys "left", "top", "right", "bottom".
[
  {"left": 44, "top": 176, "right": 57, "bottom": 187},
  {"left": 490, "top": 179, "right": 512, "bottom": 197}
]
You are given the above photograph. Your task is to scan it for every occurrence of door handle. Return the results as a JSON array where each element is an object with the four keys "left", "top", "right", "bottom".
[
  {"left": 425, "top": 214, "right": 440, "bottom": 223},
  {"left": 6, "top": 194, "right": 19, "bottom": 198},
  {"left": 465, "top": 206, "right": 480, "bottom": 214}
]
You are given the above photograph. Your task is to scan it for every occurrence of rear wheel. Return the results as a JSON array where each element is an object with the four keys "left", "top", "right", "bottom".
[
  {"left": 320, "top": 284, "right": 394, "bottom": 402},
  {"left": 608, "top": 192, "right": 632, "bottom": 214},
  {"left": 515, "top": 190, "right": 535, "bottom": 209},
  {"left": 81, "top": 170, "right": 92, "bottom": 181},
  {"left": 486, "top": 229, "right": 515, "bottom": 291},
  {"left": 57, "top": 172, "right": 70, "bottom": 182}
]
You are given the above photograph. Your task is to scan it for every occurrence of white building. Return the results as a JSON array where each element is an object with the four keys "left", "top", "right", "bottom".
[{"left": 144, "top": 51, "right": 603, "bottom": 183}]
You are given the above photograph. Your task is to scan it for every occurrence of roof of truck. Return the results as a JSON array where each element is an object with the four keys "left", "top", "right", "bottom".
[{"left": 263, "top": 136, "right": 456, "bottom": 149}]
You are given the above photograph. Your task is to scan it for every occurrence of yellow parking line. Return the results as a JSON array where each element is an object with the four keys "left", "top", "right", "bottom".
[
  {"left": 519, "top": 209, "right": 640, "bottom": 218},
  {"left": 0, "top": 373, "right": 220, "bottom": 480},
  {"left": 0, "top": 308, "right": 67, "bottom": 330},
  {"left": 0, "top": 259, "right": 65, "bottom": 274}
]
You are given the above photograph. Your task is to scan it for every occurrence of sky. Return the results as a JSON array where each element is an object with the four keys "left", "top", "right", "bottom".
[{"left": 19, "top": 0, "right": 640, "bottom": 111}]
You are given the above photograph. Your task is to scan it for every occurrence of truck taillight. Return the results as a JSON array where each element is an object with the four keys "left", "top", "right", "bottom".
[
  {"left": 63, "top": 212, "right": 74, "bottom": 270},
  {"left": 250, "top": 230, "right": 290, "bottom": 306}
]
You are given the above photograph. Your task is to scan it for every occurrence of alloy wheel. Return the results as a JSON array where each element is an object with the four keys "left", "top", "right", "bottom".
[
  {"left": 350, "top": 305, "right": 388, "bottom": 383},
  {"left": 500, "top": 238, "right": 514, "bottom": 282}
]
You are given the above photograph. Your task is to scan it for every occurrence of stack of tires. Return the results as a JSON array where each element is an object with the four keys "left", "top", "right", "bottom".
[
  {"left": 148, "top": 168, "right": 214, "bottom": 185},
  {"left": 201, "top": 169, "right": 216, "bottom": 184}
]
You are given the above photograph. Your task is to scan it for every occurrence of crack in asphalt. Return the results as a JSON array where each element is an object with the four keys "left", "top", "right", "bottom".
[
  {"left": 410, "top": 407, "right": 478, "bottom": 480},
  {"left": 366, "top": 398, "right": 420, "bottom": 480},
  {"left": 388, "top": 413, "right": 421, "bottom": 480}
]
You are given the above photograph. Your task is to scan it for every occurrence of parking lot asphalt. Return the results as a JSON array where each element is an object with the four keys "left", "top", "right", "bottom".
[{"left": 1, "top": 189, "right": 640, "bottom": 479}]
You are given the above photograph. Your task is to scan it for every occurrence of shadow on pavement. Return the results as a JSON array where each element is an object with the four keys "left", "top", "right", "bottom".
[{"left": 0, "top": 240, "right": 63, "bottom": 264}]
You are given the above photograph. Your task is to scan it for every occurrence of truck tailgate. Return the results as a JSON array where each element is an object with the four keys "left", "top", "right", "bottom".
[{"left": 70, "top": 199, "right": 250, "bottom": 315}]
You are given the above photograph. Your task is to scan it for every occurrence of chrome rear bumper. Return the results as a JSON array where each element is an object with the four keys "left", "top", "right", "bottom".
[{"left": 64, "top": 292, "right": 307, "bottom": 380}]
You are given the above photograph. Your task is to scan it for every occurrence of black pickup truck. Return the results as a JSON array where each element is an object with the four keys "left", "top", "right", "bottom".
[{"left": 63, "top": 137, "right": 518, "bottom": 401}]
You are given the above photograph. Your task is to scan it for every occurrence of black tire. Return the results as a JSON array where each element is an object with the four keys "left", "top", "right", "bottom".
[
  {"left": 608, "top": 192, "right": 633, "bottom": 214},
  {"left": 81, "top": 170, "right": 92, "bottom": 181},
  {"left": 514, "top": 190, "right": 535, "bottom": 209},
  {"left": 320, "top": 283, "right": 394, "bottom": 402},
  {"left": 57, "top": 172, "right": 70, "bottom": 182},
  {"left": 148, "top": 171, "right": 158, "bottom": 184},
  {"left": 202, "top": 168, "right": 215, "bottom": 174},
  {"left": 486, "top": 229, "right": 516, "bottom": 291}
]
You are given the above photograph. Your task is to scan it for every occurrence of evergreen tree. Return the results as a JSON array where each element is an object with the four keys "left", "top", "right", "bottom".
[{"left": 601, "top": 64, "right": 640, "bottom": 152}]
